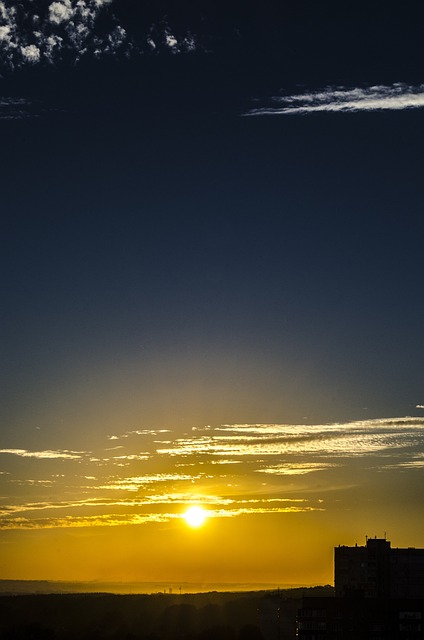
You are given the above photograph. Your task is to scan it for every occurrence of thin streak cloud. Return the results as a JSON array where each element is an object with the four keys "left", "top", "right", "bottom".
[
  {"left": 257, "top": 462, "right": 339, "bottom": 476},
  {"left": 107, "top": 428, "right": 171, "bottom": 441},
  {"left": 0, "top": 504, "right": 321, "bottom": 530},
  {"left": 0, "top": 494, "right": 234, "bottom": 519},
  {"left": 0, "top": 448, "right": 84, "bottom": 459},
  {"left": 1, "top": 495, "right": 305, "bottom": 520},
  {"left": 98, "top": 473, "right": 202, "bottom": 491},
  {"left": 245, "top": 84, "right": 424, "bottom": 116}
]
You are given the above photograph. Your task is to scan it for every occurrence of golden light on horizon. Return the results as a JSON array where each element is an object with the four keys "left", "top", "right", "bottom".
[
  {"left": 183, "top": 505, "right": 207, "bottom": 528},
  {"left": 2, "top": 418, "right": 424, "bottom": 586}
]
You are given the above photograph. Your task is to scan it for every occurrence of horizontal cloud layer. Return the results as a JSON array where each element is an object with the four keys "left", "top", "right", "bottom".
[
  {"left": 1, "top": 417, "right": 423, "bottom": 530},
  {"left": 157, "top": 418, "right": 424, "bottom": 458},
  {"left": 245, "top": 84, "right": 424, "bottom": 116},
  {"left": 0, "top": 448, "right": 84, "bottom": 459}
]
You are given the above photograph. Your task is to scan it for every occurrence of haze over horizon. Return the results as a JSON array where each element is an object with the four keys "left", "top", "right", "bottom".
[{"left": 1, "top": 0, "right": 424, "bottom": 587}]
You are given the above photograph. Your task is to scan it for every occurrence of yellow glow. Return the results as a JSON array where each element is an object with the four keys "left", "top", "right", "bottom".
[
  {"left": 3, "top": 417, "right": 424, "bottom": 586},
  {"left": 184, "top": 505, "right": 207, "bottom": 528}
]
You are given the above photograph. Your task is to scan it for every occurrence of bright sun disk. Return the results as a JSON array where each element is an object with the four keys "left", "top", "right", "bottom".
[{"left": 184, "top": 505, "right": 207, "bottom": 527}]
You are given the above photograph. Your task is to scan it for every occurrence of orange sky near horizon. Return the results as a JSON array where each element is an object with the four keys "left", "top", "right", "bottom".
[{"left": 1, "top": 417, "right": 424, "bottom": 587}]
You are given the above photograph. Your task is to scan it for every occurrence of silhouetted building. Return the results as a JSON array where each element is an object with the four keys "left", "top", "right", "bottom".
[
  {"left": 297, "top": 596, "right": 424, "bottom": 639},
  {"left": 335, "top": 538, "right": 424, "bottom": 599},
  {"left": 297, "top": 538, "right": 424, "bottom": 639}
]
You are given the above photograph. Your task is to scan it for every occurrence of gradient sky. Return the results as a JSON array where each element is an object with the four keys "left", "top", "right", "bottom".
[{"left": 1, "top": 0, "right": 424, "bottom": 588}]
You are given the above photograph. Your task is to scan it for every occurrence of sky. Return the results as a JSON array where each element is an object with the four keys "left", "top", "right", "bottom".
[{"left": 1, "top": 0, "right": 424, "bottom": 589}]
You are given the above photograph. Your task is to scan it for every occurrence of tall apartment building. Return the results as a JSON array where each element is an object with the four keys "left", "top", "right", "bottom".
[
  {"left": 297, "top": 538, "right": 424, "bottom": 639},
  {"left": 335, "top": 537, "right": 424, "bottom": 599}
]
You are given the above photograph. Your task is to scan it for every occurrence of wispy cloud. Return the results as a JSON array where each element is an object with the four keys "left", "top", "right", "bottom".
[
  {"left": 9, "top": 479, "right": 55, "bottom": 486},
  {"left": 110, "top": 454, "right": 150, "bottom": 462},
  {"left": 0, "top": 492, "right": 239, "bottom": 519},
  {"left": 156, "top": 418, "right": 424, "bottom": 459},
  {"left": 97, "top": 473, "right": 202, "bottom": 491},
  {"left": 3, "top": 417, "right": 423, "bottom": 531},
  {"left": 107, "top": 428, "right": 171, "bottom": 441},
  {"left": 257, "top": 462, "right": 339, "bottom": 476},
  {"left": 0, "top": 497, "right": 320, "bottom": 530},
  {"left": 245, "top": 84, "right": 424, "bottom": 116},
  {"left": 0, "top": 504, "right": 323, "bottom": 530},
  {"left": 0, "top": 448, "right": 84, "bottom": 459},
  {"left": 0, "top": 513, "right": 178, "bottom": 530},
  {"left": 0, "top": 97, "right": 40, "bottom": 119}
]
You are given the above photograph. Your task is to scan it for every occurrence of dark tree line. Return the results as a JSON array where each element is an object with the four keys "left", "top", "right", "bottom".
[{"left": 0, "top": 587, "right": 334, "bottom": 640}]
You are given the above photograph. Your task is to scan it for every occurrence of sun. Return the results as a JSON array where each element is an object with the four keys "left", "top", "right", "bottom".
[{"left": 183, "top": 505, "right": 207, "bottom": 528}]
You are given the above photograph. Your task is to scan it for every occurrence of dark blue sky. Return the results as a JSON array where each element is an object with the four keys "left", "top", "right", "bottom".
[{"left": 1, "top": 0, "right": 424, "bottom": 445}]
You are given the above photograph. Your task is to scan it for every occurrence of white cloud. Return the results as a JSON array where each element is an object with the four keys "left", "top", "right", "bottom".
[
  {"left": 182, "top": 33, "right": 196, "bottom": 52},
  {"left": 0, "top": 2, "right": 8, "bottom": 20},
  {"left": 0, "top": 1, "right": 197, "bottom": 68},
  {"left": 20, "top": 44, "right": 40, "bottom": 63},
  {"left": 0, "top": 24, "right": 10, "bottom": 41},
  {"left": 161, "top": 27, "right": 196, "bottom": 54},
  {"left": 49, "top": 0, "right": 73, "bottom": 25},
  {"left": 92, "top": 0, "right": 113, "bottom": 7},
  {"left": 0, "top": 0, "right": 130, "bottom": 67},
  {"left": 165, "top": 31, "right": 178, "bottom": 52},
  {"left": 245, "top": 84, "right": 424, "bottom": 116}
]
